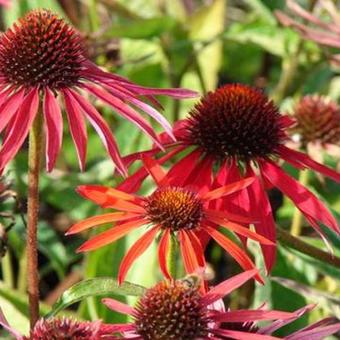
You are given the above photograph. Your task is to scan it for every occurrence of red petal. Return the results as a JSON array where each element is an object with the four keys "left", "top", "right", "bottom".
[
  {"left": 201, "top": 269, "right": 258, "bottom": 306},
  {"left": 179, "top": 230, "right": 203, "bottom": 274},
  {"left": 101, "top": 298, "right": 134, "bottom": 315},
  {"left": 77, "top": 218, "right": 145, "bottom": 252},
  {"left": 66, "top": 212, "right": 139, "bottom": 235},
  {"left": 62, "top": 89, "right": 87, "bottom": 171},
  {"left": 288, "top": 324, "right": 340, "bottom": 340},
  {"left": 279, "top": 145, "right": 340, "bottom": 183},
  {"left": 204, "top": 225, "right": 262, "bottom": 283},
  {"left": 158, "top": 229, "right": 171, "bottom": 279},
  {"left": 141, "top": 155, "right": 169, "bottom": 187},
  {"left": 212, "top": 329, "right": 279, "bottom": 340},
  {"left": 67, "top": 88, "right": 127, "bottom": 176},
  {"left": 118, "top": 226, "right": 159, "bottom": 283},
  {"left": 201, "top": 177, "right": 254, "bottom": 201},
  {"left": 83, "top": 83, "right": 164, "bottom": 150},
  {"left": 43, "top": 88, "right": 63, "bottom": 172},
  {"left": 206, "top": 215, "right": 274, "bottom": 245},
  {"left": 205, "top": 209, "right": 255, "bottom": 224},
  {"left": 246, "top": 171, "right": 277, "bottom": 272},
  {"left": 0, "top": 88, "right": 39, "bottom": 171},
  {"left": 212, "top": 309, "right": 295, "bottom": 323},
  {"left": 260, "top": 160, "right": 339, "bottom": 233},
  {"left": 0, "top": 88, "right": 25, "bottom": 133}
]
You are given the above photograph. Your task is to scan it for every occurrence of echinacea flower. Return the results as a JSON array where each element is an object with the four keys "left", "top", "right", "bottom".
[
  {"left": 276, "top": 0, "right": 340, "bottom": 66},
  {"left": 67, "top": 156, "right": 274, "bottom": 283},
  {"left": 0, "top": 10, "right": 196, "bottom": 175},
  {"left": 0, "top": 312, "right": 117, "bottom": 339},
  {"left": 119, "top": 84, "right": 340, "bottom": 272},
  {"left": 101, "top": 270, "right": 340, "bottom": 339},
  {"left": 289, "top": 95, "right": 340, "bottom": 170},
  {"left": 0, "top": 0, "right": 10, "bottom": 7}
]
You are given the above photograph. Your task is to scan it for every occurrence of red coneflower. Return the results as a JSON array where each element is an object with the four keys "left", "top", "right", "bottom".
[
  {"left": 67, "top": 156, "right": 274, "bottom": 284},
  {"left": 101, "top": 270, "right": 340, "bottom": 339},
  {"left": 0, "top": 9, "right": 196, "bottom": 175},
  {"left": 119, "top": 84, "right": 340, "bottom": 272},
  {"left": 0, "top": 313, "right": 117, "bottom": 339}
]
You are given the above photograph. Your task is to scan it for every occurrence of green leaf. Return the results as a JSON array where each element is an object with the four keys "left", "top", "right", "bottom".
[
  {"left": 48, "top": 277, "right": 146, "bottom": 317},
  {"left": 105, "top": 16, "right": 177, "bottom": 39}
]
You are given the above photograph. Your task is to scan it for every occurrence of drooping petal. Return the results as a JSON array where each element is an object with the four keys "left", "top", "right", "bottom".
[
  {"left": 204, "top": 225, "right": 262, "bottom": 283},
  {"left": 279, "top": 145, "right": 340, "bottom": 183},
  {"left": 102, "top": 298, "right": 134, "bottom": 316},
  {"left": 205, "top": 209, "right": 255, "bottom": 224},
  {"left": 66, "top": 212, "right": 139, "bottom": 235},
  {"left": 260, "top": 160, "right": 339, "bottom": 233},
  {"left": 66, "top": 88, "right": 127, "bottom": 176},
  {"left": 43, "top": 88, "right": 63, "bottom": 172},
  {"left": 206, "top": 215, "right": 273, "bottom": 245},
  {"left": 201, "top": 269, "right": 258, "bottom": 306},
  {"left": 211, "top": 309, "right": 295, "bottom": 323},
  {"left": 158, "top": 228, "right": 171, "bottom": 279},
  {"left": 118, "top": 226, "right": 159, "bottom": 283},
  {"left": 62, "top": 89, "right": 87, "bottom": 171},
  {"left": 0, "top": 87, "right": 25, "bottom": 133},
  {"left": 83, "top": 83, "right": 164, "bottom": 149},
  {"left": 212, "top": 329, "right": 280, "bottom": 340},
  {"left": 201, "top": 177, "right": 255, "bottom": 201},
  {"left": 287, "top": 323, "right": 340, "bottom": 340},
  {"left": 179, "top": 230, "right": 204, "bottom": 274},
  {"left": 246, "top": 171, "right": 277, "bottom": 272},
  {"left": 77, "top": 218, "right": 146, "bottom": 252},
  {"left": 141, "top": 155, "right": 169, "bottom": 187},
  {"left": 0, "top": 88, "right": 39, "bottom": 171}
]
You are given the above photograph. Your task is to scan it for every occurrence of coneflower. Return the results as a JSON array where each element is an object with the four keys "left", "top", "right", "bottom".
[
  {"left": 0, "top": 9, "right": 196, "bottom": 174},
  {"left": 119, "top": 84, "right": 340, "bottom": 272}
]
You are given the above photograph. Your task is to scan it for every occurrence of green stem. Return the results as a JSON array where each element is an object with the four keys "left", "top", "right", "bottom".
[
  {"left": 18, "top": 250, "right": 27, "bottom": 293},
  {"left": 89, "top": 0, "right": 100, "bottom": 32},
  {"left": 290, "top": 169, "right": 310, "bottom": 236},
  {"left": 277, "top": 227, "right": 340, "bottom": 268},
  {"left": 2, "top": 250, "right": 14, "bottom": 288},
  {"left": 168, "top": 234, "right": 178, "bottom": 279},
  {"left": 27, "top": 111, "right": 43, "bottom": 329}
]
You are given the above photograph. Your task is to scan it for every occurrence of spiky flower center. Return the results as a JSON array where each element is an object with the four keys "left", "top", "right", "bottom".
[
  {"left": 186, "top": 84, "right": 284, "bottom": 162},
  {"left": 0, "top": 10, "right": 85, "bottom": 90},
  {"left": 292, "top": 95, "right": 340, "bottom": 145},
  {"left": 144, "top": 187, "right": 203, "bottom": 231},
  {"left": 23, "top": 318, "right": 100, "bottom": 340},
  {"left": 134, "top": 280, "right": 209, "bottom": 340}
]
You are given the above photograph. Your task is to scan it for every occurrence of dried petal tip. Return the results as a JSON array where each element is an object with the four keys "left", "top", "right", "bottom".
[
  {"left": 23, "top": 317, "right": 103, "bottom": 339},
  {"left": 186, "top": 84, "right": 286, "bottom": 162},
  {"left": 0, "top": 9, "right": 85, "bottom": 90},
  {"left": 133, "top": 280, "right": 209, "bottom": 340},
  {"left": 292, "top": 95, "right": 340, "bottom": 146},
  {"left": 144, "top": 186, "right": 203, "bottom": 231}
]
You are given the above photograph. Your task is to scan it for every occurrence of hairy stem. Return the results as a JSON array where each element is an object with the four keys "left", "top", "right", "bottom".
[
  {"left": 277, "top": 227, "right": 340, "bottom": 268},
  {"left": 168, "top": 233, "right": 178, "bottom": 278},
  {"left": 27, "top": 112, "right": 43, "bottom": 328}
]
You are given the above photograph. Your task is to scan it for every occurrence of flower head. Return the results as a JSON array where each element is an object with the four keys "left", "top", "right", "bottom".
[
  {"left": 67, "top": 156, "right": 273, "bottom": 283},
  {"left": 102, "top": 270, "right": 340, "bottom": 339},
  {"left": 276, "top": 0, "right": 340, "bottom": 66},
  {"left": 119, "top": 83, "right": 340, "bottom": 273},
  {"left": 291, "top": 95, "right": 340, "bottom": 146},
  {"left": 0, "top": 313, "right": 117, "bottom": 339},
  {"left": 0, "top": 9, "right": 196, "bottom": 175}
]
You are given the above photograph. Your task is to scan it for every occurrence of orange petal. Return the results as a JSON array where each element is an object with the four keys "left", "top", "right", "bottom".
[
  {"left": 141, "top": 155, "right": 170, "bottom": 187},
  {"left": 66, "top": 212, "right": 139, "bottom": 235},
  {"left": 201, "top": 177, "right": 254, "bottom": 201},
  {"left": 179, "top": 230, "right": 202, "bottom": 274},
  {"left": 77, "top": 218, "right": 146, "bottom": 252},
  {"left": 158, "top": 228, "right": 171, "bottom": 279},
  {"left": 118, "top": 226, "right": 159, "bottom": 283}
]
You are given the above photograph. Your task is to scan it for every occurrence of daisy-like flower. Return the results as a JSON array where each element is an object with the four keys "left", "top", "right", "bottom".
[
  {"left": 67, "top": 156, "right": 274, "bottom": 283},
  {"left": 290, "top": 95, "right": 340, "bottom": 170},
  {"left": 0, "top": 313, "right": 117, "bottom": 339},
  {"left": 119, "top": 84, "right": 340, "bottom": 272},
  {"left": 0, "top": 9, "right": 196, "bottom": 175},
  {"left": 276, "top": 0, "right": 340, "bottom": 66},
  {"left": 101, "top": 270, "right": 340, "bottom": 339},
  {"left": 0, "top": 0, "right": 10, "bottom": 7}
]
